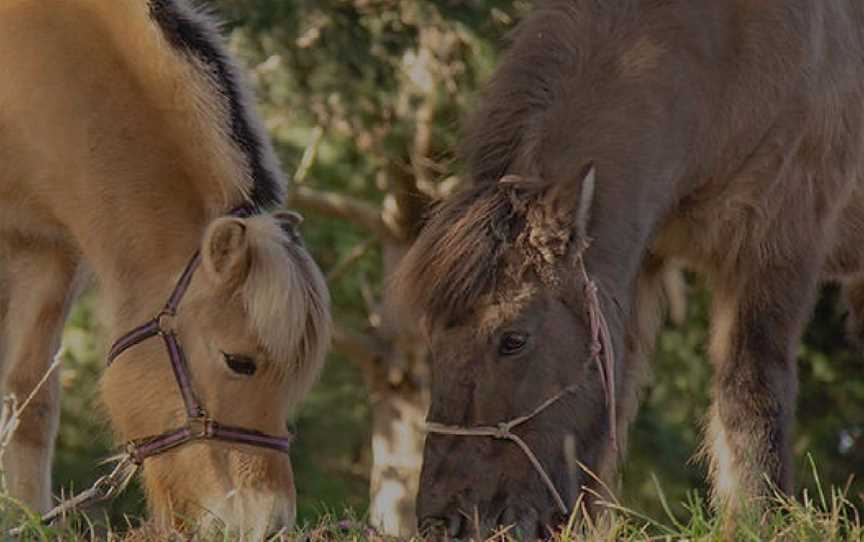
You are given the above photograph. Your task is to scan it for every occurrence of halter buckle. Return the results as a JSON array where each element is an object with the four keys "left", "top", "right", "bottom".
[
  {"left": 125, "top": 441, "right": 144, "bottom": 465},
  {"left": 155, "top": 309, "right": 178, "bottom": 335},
  {"left": 188, "top": 414, "right": 214, "bottom": 439},
  {"left": 494, "top": 422, "right": 510, "bottom": 439}
]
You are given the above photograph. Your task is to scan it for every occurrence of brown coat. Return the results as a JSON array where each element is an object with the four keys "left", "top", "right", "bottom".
[
  {"left": 398, "top": 0, "right": 864, "bottom": 536},
  {"left": 0, "top": 0, "right": 330, "bottom": 535}
]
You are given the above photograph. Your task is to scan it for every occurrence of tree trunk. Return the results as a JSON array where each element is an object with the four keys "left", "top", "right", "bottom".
[
  {"left": 368, "top": 381, "right": 427, "bottom": 536},
  {"left": 368, "top": 243, "right": 429, "bottom": 536}
]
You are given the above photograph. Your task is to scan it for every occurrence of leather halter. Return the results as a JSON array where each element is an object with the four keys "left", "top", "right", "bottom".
[
  {"left": 105, "top": 205, "right": 293, "bottom": 464},
  {"left": 425, "top": 238, "right": 617, "bottom": 517}
]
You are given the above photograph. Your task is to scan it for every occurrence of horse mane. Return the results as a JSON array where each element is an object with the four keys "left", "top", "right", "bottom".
[
  {"left": 461, "top": 0, "right": 591, "bottom": 183},
  {"left": 147, "top": 0, "right": 283, "bottom": 208},
  {"left": 396, "top": 183, "right": 511, "bottom": 326},
  {"left": 396, "top": 179, "right": 573, "bottom": 327},
  {"left": 242, "top": 216, "right": 331, "bottom": 402},
  {"left": 399, "top": 0, "right": 598, "bottom": 326},
  {"left": 69, "top": 0, "right": 283, "bottom": 211}
]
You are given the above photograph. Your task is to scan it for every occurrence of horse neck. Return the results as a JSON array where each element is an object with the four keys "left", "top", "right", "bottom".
[
  {"left": 82, "top": 189, "right": 233, "bottom": 334},
  {"left": 1, "top": 2, "right": 268, "bottom": 336}
]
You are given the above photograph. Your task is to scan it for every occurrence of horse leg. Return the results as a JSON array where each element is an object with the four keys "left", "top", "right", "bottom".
[
  {"left": 0, "top": 238, "right": 80, "bottom": 513},
  {"left": 704, "top": 252, "right": 821, "bottom": 521}
]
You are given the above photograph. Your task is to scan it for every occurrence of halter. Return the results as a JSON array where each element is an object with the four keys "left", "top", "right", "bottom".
[
  {"left": 425, "top": 238, "right": 617, "bottom": 517},
  {"left": 105, "top": 204, "right": 294, "bottom": 464},
  {"left": 12, "top": 205, "right": 297, "bottom": 532}
]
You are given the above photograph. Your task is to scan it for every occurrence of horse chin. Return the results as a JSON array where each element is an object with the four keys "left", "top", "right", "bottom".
[{"left": 196, "top": 488, "right": 296, "bottom": 540}]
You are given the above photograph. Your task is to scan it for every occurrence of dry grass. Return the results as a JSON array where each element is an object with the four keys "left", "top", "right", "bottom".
[{"left": 0, "top": 351, "right": 62, "bottom": 491}]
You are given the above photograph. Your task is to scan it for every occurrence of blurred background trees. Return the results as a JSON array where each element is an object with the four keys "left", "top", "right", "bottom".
[{"left": 50, "top": 0, "right": 863, "bottom": 536}]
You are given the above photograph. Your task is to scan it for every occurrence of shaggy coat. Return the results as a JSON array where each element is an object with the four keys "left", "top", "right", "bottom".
[{"left": 399, "top": 0, "right": 864, "bottom": 537}]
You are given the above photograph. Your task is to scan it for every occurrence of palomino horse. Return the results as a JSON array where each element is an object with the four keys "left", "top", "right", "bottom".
[
  {"left": 0, "top": 0, "right": 330, "bottom": 536},
  {"left": 397, "top": 0, "right": 864, "bottom": 537}
]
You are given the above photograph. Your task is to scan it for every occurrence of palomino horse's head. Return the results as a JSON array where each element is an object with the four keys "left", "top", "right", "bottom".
[
  {"left": 398, "top": 167, "right": 617, "bottom": 538},
  {"left": 100, "top": 211, "right": 330, "bottom": 537}
]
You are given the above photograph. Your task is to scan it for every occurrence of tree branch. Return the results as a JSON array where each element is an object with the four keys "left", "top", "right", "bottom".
[
  {"left": 380, "top": 25, "right": 445, "bottom": 240},
  {"left": 409, "top": 27, "right": 439, "bottom": 197},
  {"left": 288, "top": 185, "right": 399, "bottom": 242},
  {"left": 293, "top": 126, "right": 324, "bottom": 185},
  {"left": 384, "top": 162, "right": 432, "bottom": 241},
  {"left": 326, "top": 238, "right": 377, "bottom": 283},
  {"left": 332, "top": 322, "right": 387, "bottom": 375},
  {"left": 288, "top": 127, "right": 400, "bottom": 241}
]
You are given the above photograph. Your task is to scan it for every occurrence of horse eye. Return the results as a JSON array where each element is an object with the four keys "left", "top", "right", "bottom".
[
  {"left": 499, "top": 332, "right": 529, "bottom": 356},
  {"left": 223, "top": 353, "right": 257, "bottom": 376}
]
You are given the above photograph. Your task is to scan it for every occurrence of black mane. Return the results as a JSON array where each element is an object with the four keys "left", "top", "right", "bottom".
[{"left": 148, "top": 0, "right": 283, "bottom": 209}]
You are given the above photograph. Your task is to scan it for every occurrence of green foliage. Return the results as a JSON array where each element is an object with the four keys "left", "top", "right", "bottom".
[
  {"left": 622, "top": 277, "right": 713, "bottom": 514},
  {"left": 291, "top": 354, "right": 371, "bottom": 522}
]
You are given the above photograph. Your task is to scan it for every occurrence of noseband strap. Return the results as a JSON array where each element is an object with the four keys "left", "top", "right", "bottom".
[
  {"left": 425, "top": 239, "right": 617, "bottom": 517},
  {"left": 426, "top": 386, "right": 576, "bottom": 515},
  {"left": 106, "top": 204, "right": 294, "bottom": 464}
]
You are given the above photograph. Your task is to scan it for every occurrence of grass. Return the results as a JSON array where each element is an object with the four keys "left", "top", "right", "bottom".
[{"left": 0, "top": 471, "right": 861, "bottom": 541}]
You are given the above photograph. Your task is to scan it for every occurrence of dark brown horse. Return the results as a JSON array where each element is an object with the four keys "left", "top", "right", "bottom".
[{"left": 397, "top": 0, "right": 864, "bottom": 537}]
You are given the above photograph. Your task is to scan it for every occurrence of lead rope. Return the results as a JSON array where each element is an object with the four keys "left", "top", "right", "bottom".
[
  {"left": 8, "top": 455, "right": 138, "bottom": 536},
  {"left": 425, "top": 242, "right": 617, "bottom": 517},
  {"left": 576, "top": 240, "right": 618, "bottom": 458}
]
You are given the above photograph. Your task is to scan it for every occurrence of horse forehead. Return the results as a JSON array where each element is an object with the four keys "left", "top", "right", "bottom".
[
  {"left": 189, "top": 290, "right": 255, "bottom": 336},
  {"left": 618, "top": 36, "right": 665, "bottom": 78},
  {"left": 474, "top": 282, "right": 540, "bottom": 337},
  {"left": 461, "top": 233, "right": 564, "bottom": 338}
]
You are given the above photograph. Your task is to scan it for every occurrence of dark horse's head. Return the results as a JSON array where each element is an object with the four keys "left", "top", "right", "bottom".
[{"left": 397, "top": 166, "right": 621, "bottom": 538}]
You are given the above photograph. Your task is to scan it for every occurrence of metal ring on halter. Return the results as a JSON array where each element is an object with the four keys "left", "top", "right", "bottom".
[
  {"left": 155, "top": 309, "right": 178, "bottom": 335},
  {"left": 187, "top": 414, "right": 215, "bottom": 439}
]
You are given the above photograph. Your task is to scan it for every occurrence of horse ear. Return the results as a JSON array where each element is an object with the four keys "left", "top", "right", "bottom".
[
  {"left": 498, "top": 174, "right": 526, "bottom": 186},
  {"left": 575, "top": 163, "right": 596, "bottom": 240},
  {"left": 273, "top": 210, "right": 304, "bottom": 243},
  {"left": 202, "top": 217, "right": 250, "bottom": 284},
  {"left": 273, "top": 210, "right": 303, "bottom": 227},
  {"left": 547, "top": 162, "right": 596, "bottom": 238}
]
